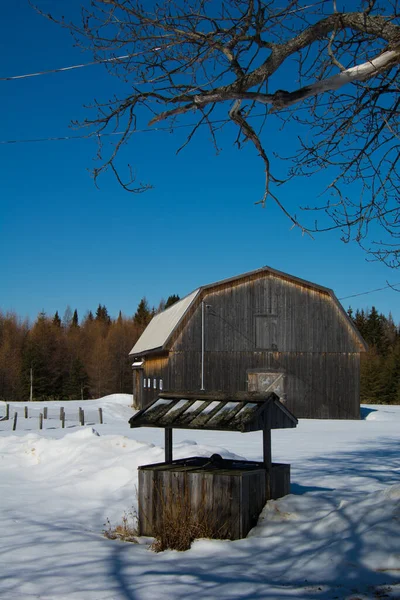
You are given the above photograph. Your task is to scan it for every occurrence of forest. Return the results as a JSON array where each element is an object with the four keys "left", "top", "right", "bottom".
[
  {"left": 0, "top": 300, "right": 399, "bottom": 404},
  {"left": 0, "top": 296, "right": 179, "bottom": 403}
]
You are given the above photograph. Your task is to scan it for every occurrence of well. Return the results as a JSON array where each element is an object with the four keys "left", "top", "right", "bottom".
[{"left": 129, "top": 391, "right": 297, "bottom": 540}]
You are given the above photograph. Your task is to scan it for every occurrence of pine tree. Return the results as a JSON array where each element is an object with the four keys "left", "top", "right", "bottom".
[
  {"left": 53, "top": 311, "right": 61, "bottom": 327},
  {"left": 22, "top": 312, "right": 66, "bottom": 400},
  {"left": 353, "top": 309, "right": 368, "bottom": 340},
  {"left": 365, "top": 306, "right": 388, "bottom": 354},
  {"left": 71, "top": 309, "right": 79, "bottom": 328},
  {"left": 64, "top": 356, "right": 90, "bottom": 399},
  {"left": 165, "top": 294, "right": 180, "bottom": 309},
  {"left": 133, "top": 298, "right": 152, "bottom": 328},
  {"left": 95, "top": 304, "right": 111, "bottom": 325},
  {"left": 360, "top": 348, "right": 383, "bottom": 404},
  {"left": 380, "top": 341, "right": 400, "bottom": 404}
]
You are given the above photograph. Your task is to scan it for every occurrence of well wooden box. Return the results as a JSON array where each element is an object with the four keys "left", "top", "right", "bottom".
[{"left": 138, "top": 457, "right": 290, "bottom": 540}]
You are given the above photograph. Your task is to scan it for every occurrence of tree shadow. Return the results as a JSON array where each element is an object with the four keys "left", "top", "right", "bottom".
[
  {"left": 360, "top": 406, "right": 378, "bottom": 419},
  {"left": 290, "top": 483, "right": 334, "bottom": 495}
]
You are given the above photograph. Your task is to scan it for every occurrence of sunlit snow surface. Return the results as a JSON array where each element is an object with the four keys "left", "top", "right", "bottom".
[{"left": 0, "top": 396, "right": 399, "bottom": 600}]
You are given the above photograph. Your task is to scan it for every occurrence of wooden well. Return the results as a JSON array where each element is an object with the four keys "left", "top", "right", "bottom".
[
  {"left": 129, "top": 391, "right": 297, "bottom": 540},
  {"left": 138, "top": 457, "right": 290, "bottom": 539}
]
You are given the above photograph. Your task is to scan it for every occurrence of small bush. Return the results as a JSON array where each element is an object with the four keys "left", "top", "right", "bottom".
[{"left": 103, "top": 508, "right": 138, "bottom": 543}]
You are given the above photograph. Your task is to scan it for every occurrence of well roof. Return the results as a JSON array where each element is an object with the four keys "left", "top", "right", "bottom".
[{"left": 128, "top": 392, "right": 298, "bottom": 433}]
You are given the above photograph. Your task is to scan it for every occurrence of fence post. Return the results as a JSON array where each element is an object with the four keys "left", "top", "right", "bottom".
[
  {"left": 12, "top": 412, "right": 18, "bottom": 431},
  {"left": 98, "top": 408, "right": 103, "bottom": 425},
  {"left": 6, "top": 404, "right": 10, "bottom": 420},
  {"left": 59, "top": 407, "right": 64, "bottom": 420},
  {"left": 43, "top": 407, "right": 48, "bottom": 419},
  {"left": 39, "top": 413, "right": 43, "bottom": 430},
  {"left": 79, "top": 408, "right": 85, "bottom": 426},
  {"left": 24, "top": 406, "right": 28, "bottom": 419},
  {"left": 61, "top": 410, "right": 65, "bottom": 429}
]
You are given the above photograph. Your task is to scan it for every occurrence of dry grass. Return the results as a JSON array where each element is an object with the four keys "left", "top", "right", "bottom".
[
  {"left": 149, "top": 484, "right": 231, "bottom": 552},
  {"left": 103, "top": 508, "right": 138, "bottom": 543}
]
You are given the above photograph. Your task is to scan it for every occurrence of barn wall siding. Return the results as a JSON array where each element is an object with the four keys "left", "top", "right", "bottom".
[
  {"left": 173, "top": 275, "right": 360, "bottom": 354},
  {"left": 141, "top": 351, "right": 360, "bottom": 419}
]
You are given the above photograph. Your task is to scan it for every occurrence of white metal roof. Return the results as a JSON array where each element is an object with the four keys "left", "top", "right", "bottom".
[{"left": 129, "top": 289, "right": 200, "bottom": 356}]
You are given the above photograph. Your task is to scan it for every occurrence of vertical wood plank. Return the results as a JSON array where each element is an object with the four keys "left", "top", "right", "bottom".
[
  {"left": 165, "top": 428, "right": 173, "bottom": 463},
  {"left": 263, "top": 427, "right": 272, "bottom": 471}
]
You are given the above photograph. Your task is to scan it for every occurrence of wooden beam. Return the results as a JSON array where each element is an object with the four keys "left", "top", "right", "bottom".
[
  {"left": 165, "top": 428, "right": 173, "bottom": 463},
  {"left": 263, "top": 426, "right": 272, "bottom": 471}
]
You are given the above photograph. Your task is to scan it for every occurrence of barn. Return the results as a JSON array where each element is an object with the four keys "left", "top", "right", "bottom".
[{"left": 129, "top": 266, "right": 367, "bottom": 419}]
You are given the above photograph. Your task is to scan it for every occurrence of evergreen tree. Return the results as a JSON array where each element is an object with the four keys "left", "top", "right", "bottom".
[
  {"left": 133, "top": 298, "right": 152, "bottom": 328},
  {"left": 365, "top": 306, "right": 387, "bottom": 353},
  {"left": 360, "top": 348, "right": 383, "bottom": 404},
  {"left": 53, "top": 311, "right": 61, "bottom": 327},
  {"left": 64, "top": 356, "right": 90, "bottom": 399},
  {"left": 379, "top": 341, "right": 400, "bottom": 404},
  {"left": 165, "top": 294, "right": 180, "bottom": 309},
  {"left": 95, "top": 304, "right": 111, "bottom": 325},
  {"left": 71, "top": 309, "right": 79, "bottom": 328},
  {"left": 21, "top": 312, "right": 66, "bottom": 400},
  {"left": 353, "top": 309, "right": 368, "bottom": 340}
]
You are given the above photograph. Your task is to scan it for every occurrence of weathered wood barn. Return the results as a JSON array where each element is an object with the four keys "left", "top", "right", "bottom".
[{"left": 129, "top": 266, "right": 367, "bottom": 419}]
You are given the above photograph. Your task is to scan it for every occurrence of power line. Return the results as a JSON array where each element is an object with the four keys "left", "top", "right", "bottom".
[
  {"left": 0, "top": 55, "right": 131, "bottom": 82},
  {"left": 0, "top": 130, "right": 124, "bottom": 145},
  {"left": 0, "top": 116, "right": 234, "bottom": 145},
  {"left": 339, "top": 282, "right": 400, "bottom": 301}
]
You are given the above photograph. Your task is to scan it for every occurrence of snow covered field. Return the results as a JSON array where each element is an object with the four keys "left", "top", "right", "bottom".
[{"left": 0, "top": 395, "right": 399, "bottom": 600}]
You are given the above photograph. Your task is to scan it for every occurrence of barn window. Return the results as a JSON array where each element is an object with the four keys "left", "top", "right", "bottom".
[
  {"left": 153, "top": 379, "right": 157, "bottom": 389},
  {"left": 255, "top": 315, "right": 278, "bottom": 349},
  {"left": 148, "top": 378, "right": 151, "bottom": 388},
  {"left": 143, "top": 378, "right": 147, "bottom": 388},
  {"left": 160, "top": 379, "right": 163, "bottom": 391}
]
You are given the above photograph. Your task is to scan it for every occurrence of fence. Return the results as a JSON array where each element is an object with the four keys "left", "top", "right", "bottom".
[{"left": 0, "top": 405, "right": 103, "bottom": 432}]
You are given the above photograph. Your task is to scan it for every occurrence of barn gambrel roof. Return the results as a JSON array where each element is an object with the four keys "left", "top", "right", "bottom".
[{"left": 129, "top": 266, "right": 367, "bottom": 357}]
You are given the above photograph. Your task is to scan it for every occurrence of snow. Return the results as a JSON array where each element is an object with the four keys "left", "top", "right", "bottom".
[{"left": 0, "top": 395, "right": 399, "bottom": 599}]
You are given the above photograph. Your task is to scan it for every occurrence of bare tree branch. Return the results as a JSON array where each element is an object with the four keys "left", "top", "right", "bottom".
[{"left": 35, "top": 0, "right": 400, "bottom": 266}]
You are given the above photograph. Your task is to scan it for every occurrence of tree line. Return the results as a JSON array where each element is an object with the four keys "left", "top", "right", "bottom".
[
  {"left": 0, "top": 299, "right": 399, "bottom": 404},
  {"left": 0, "top": 296, "right": 179, "bottom": 402},
  {"left": 348, "top": 307, "right": 400, "bottom": 405}
]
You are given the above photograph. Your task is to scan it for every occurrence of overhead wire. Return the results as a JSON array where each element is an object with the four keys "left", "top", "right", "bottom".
[
  {"left": 0, "top": 115, "right": 257, "bottom": 145},
  {"left": 339, "top": 282, "right": 400, "bottom": 301},
  {"left": 0, "top": 54, "right": 131, "bottom": 82}
]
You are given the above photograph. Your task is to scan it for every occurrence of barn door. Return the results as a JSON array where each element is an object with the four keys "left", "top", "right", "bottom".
[{"left": 247, "top": 371, "right": 285, "bottom": 400}]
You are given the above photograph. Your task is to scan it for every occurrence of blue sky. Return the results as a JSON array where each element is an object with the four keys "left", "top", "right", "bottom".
[{"left": 1, "top": 1, "right": 400, "bottom": 324}]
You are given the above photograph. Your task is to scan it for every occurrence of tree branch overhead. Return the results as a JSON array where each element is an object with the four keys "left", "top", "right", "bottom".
[{"left": 40, "top": 0, "right": 400, "bottom": 266}]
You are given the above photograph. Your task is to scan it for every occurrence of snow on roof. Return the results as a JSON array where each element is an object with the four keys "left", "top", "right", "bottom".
[{"left": 129, "top": 289, "right": 200, "bottom": 356}]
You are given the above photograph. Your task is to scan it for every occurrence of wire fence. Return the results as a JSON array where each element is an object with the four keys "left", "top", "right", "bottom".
[{"left": 0, "top": 404, "right": 103, "bottom": 431}]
